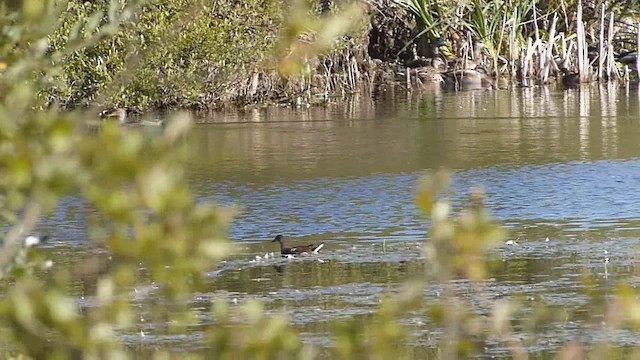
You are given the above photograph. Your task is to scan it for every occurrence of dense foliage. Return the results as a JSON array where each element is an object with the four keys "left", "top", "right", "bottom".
[
  {"left": 0, "top": 1, "right": 237, "bottom": 357},
  {"left": 46, "top": 0, "right": 284, "bottom": 110}
]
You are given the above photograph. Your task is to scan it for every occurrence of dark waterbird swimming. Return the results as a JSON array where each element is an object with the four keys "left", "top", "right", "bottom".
[
  {"left": 560, "top": 68, "right": 580, "bottom": 88},
  {"left": 271, "top": 234, "right": 324, "bottom": 255}
]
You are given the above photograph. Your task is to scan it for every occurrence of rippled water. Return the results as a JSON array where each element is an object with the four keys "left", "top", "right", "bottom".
[{"left": 37, "top": 83, "right": 640, "bottom": 355}]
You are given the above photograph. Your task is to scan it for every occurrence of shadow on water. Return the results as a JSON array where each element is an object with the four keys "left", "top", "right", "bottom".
[{"left": 32, "top": 83, "right": 640, "bottom": 355}]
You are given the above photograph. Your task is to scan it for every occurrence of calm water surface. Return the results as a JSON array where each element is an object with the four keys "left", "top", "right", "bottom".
[{"left": 42, "top": 84, "right": 640, "bottom": 355}]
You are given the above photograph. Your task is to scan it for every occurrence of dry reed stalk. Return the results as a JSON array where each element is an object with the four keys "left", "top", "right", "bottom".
[
  {"left": 332, "top": 73, "right": 339, "bottom": 93},
  {"left": 522, "top": 37, "right": 536, "bottom": 85},
  {"left": 520, "top": 48, "right": 527, "bottom": 85},
  {"left": 329, "top": 72, "right": 336, "bottom": 92},
  {"left": 597, "top": 4, "right": 605, "bottom": 80},
  {"left": 467, "top": 31, "right": 474, "bottom": 65},
  {"left": 576, "top": 0, "right": 587, "bottom": 81},
  {"left": 606, "top": 12, "right": 615, "bottom": 80},
  {"left": 352, "top": 57, "right": 360, "bottom": 89},
  {"left": 248, "top": 72, "right": 259, "bottom": 99},
  {"left": 560, "top": 0, "right": 569, "bottom": 36},
  {"left": 637, "top": 21, "right": 640, "bottom": 74},
  {"left": 529, "top": 5, "right": 540, "bottom": 81},
  {"left": 347, "top": 59, "right": 354, "bottom": 89},
  {"left": 509, "top": 8, "right": 517, "bottom": 78},
  {"left": 406, "top": 66, "right": 410, "bottom": 88},
  {"left": 532, "top": 2, "right": 540, "bottom": 43},
  {"left": 322, "top": 61, "right": 331, "bottom": 91},
  {"left": 540, "top": 15, "right": 557, "bottom": 84},
  {"left": 530, "top": 39, "right": 538, "bottom": 81},
  {"left": 538, "top": 40, "right": 546, "bottom": 82}
]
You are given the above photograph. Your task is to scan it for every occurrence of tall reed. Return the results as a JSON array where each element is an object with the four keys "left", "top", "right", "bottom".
[{"left": 394, "top": 0, "right": 634, "bottom": 85}]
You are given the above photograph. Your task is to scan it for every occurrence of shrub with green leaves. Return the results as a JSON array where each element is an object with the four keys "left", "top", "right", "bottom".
[
  {"left": 0, "top": 0, "right": 237, "bottom": 357},
  {"left": 46, "top": 0, "right": 283, "bottom": 110}
]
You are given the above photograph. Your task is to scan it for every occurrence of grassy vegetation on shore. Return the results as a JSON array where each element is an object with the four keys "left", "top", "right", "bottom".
[
  {"left": 47, "top": 0, "right": 286, "bottom": 110},
  {"left": 43, "top": 0, "right": 640, "bottom": 113},
  {"left": 46, "top": 0, "right": 371, "bottom": 112}
]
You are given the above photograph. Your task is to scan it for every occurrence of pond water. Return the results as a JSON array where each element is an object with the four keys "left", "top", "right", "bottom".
[{"left": 39, "top": 83, "right": 640, "bottom": 355}]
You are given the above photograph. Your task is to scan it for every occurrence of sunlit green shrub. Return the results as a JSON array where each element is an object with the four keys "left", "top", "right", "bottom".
[{"left": 46, "top": 0, "right": 283, "bottom": 110}]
